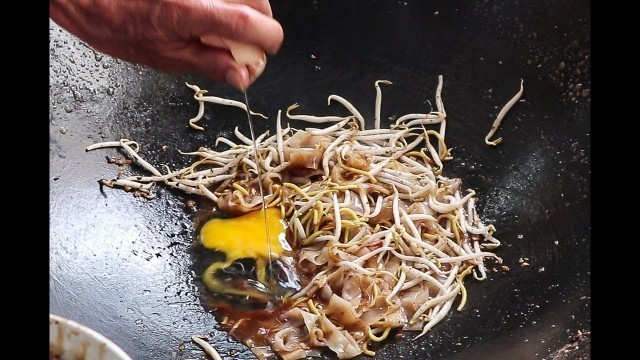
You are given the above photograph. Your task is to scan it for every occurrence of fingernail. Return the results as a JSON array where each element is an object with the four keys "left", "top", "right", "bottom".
[
  {"left": 225, "top": 69, "right": 246, "bottom": 91},
  {"left": 248, "top": 54, "right": 267, "bottom": 83}
]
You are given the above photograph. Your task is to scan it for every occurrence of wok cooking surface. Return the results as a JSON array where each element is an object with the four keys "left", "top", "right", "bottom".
[{"left": 49, "top": 0, "right": 590, "bottom": 359}]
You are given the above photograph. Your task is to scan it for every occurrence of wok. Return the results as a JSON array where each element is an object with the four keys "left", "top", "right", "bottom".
[{"left": 49, "top": 0, "right": 590, "bottom": 359}]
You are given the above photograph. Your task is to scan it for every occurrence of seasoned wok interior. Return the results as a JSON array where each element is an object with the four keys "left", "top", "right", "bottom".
[{"left": 87, "top": 76, "right": 502, "bottom": 359}]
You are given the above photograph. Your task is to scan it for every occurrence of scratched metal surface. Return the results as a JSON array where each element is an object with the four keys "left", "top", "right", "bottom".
[{"left": 49, "top": 0, "right": 590, "bottom": 359}]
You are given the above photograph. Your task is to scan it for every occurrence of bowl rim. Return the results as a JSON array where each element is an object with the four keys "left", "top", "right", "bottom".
[{"left": 49, "top": 313, "right": 133, "bottom": 360}]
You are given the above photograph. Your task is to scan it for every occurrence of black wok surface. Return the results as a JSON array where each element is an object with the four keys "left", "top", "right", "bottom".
[{"left": 49, "top": 0, "right": 590, "bottom": 359}]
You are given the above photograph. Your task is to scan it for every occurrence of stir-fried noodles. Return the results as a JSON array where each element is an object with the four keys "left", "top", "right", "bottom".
[{"left": 87, "top": 76, "right": 502, "bottom": 359}]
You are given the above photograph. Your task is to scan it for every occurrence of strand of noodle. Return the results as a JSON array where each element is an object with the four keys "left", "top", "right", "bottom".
[
  {"left": 485, "top": 79, "right": 524, "bottom": 146},
  {"left": 374, "top": 80, "right": 392, "bottom": 129}
]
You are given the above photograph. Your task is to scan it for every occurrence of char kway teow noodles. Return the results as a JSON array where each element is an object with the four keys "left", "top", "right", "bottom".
[{"left": 87, "top": 76, "right": 508, "bottom": 360}]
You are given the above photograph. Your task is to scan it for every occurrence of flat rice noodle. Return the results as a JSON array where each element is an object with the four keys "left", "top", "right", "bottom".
[
  {"left": 400, "top": 287, "right": 431, "bottom": 321},
  {"left": 340, "top": 274, "right": 363, "bottom": 310},
  {"left": 324, "top": 294, "right": 362, "bottom": 329},
  {"left": 283, "top": 132, "right": 332, "bottom": 176},
  {"left": 318, "top": 314, "right": 362, "bottom": 359},
  {"left": 272, "top": 327, "right": 304, "bottom": 353}
]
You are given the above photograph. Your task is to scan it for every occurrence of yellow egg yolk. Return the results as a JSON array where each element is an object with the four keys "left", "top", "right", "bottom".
[{"left": 199, "top": 208, "right": 287, "bottom": 263}]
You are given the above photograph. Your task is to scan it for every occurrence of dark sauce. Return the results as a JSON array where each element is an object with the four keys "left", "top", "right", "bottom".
[{"left": 190, "top": 198, "right": 305, "bottom": 354}]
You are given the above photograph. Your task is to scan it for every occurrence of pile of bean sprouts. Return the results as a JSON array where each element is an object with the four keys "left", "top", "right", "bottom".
[{"left": 87, "top": 76, "right": 503, "bottom": 359}]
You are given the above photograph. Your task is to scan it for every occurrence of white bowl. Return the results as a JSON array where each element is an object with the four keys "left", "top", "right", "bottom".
[{"left": 49, "top": 314, "right": 133, "bottom": 360}]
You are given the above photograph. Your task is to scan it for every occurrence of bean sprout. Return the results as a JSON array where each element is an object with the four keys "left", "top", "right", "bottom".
[
  {"left": 87, "top": 77, "right": 502, "bottom": 360},
  {"left": 485, "top": 79, "right": 525, "bottom": 146}
]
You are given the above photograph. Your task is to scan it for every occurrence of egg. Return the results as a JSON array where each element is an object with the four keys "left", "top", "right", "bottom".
[
  {"left": 199, "top": 207, "right": 288, "bottom": 260},
  {"left": 198, "top": 207, "right": 297, "bottom": 303}
]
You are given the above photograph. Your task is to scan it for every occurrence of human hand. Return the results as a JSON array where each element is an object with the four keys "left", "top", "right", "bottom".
[{"left": 49, "top": 0, "right": 284, "bottom": 90}]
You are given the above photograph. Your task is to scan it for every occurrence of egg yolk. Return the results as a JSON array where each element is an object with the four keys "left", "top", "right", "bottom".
[{"left": 200, "top": 208, "right": 287, "bottom": 263}]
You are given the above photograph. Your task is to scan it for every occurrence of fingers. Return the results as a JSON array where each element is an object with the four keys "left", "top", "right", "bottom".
[
  {"left": 188, "top": 44, "right": 264, "bottom": 90},
  {"left": 182, "top": 2, "right": 284, "bottom": 55},
  {"left": 221, "top": 0, "right": 273, "bottom": 17}
]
